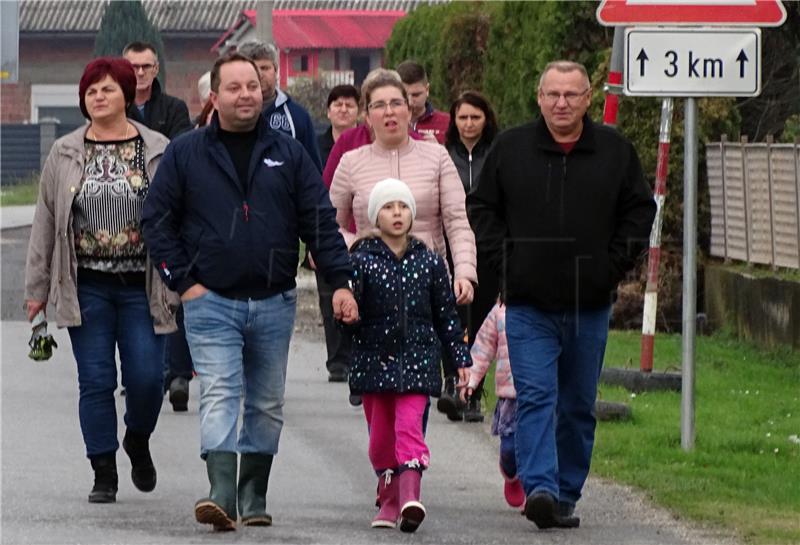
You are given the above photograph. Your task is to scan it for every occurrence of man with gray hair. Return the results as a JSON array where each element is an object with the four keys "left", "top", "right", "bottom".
[
  {"left": 468, "top": 60, "right": 655, "bottom": 530},
  {"left": 238, "top": 40, "right": 322, "bottom": 172}
]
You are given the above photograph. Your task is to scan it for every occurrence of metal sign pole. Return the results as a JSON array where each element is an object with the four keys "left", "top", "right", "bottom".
[{"left": 681, "top": 97, "right": 698, "bottom": 451}]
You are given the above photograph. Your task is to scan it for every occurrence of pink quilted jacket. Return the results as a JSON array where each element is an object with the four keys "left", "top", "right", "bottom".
[
  {"left": 329, "top": 138, "right": 477, "bottom": 283},
  {"left": 469, "top": 303, "right": 515, "bottom": 399}
]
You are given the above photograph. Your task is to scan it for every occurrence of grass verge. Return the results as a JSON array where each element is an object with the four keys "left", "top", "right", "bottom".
[
  {"left": 481, "top": 329, "right": 799, "bottom": 545},
  {"left": 1, "top": 177, "right": 40, "bottom": 207}
]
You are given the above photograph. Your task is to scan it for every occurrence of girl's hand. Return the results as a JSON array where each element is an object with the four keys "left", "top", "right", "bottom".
[
  {"left": 453, "top": 278, "right": 474, "bottom": 305},
  {"left": 457, "top": 368, "right": 472, "bottom": 402}
]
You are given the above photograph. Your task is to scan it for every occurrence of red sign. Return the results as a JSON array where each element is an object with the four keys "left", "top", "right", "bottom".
[{"left": 597, "top": 0, "right": 787, "bottom": 27}]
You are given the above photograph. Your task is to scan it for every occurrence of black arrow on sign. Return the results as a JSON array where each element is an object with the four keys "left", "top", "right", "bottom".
[
  {"left": 736, "top": 49, "right": 748, "bottom": 78},
  {"left": 637, "top": 48, "right": 649, "bottom": 77}
]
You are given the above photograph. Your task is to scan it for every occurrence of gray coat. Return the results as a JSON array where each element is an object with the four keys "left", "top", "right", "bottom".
[{"left": 24, "top": 120, "right": 178, "bottom": 333}]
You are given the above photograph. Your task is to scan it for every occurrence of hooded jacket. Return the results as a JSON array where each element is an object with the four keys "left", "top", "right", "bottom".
[
  {"left": 126, "top": 78, "right": 192, "bottom": 140},
  {"left": 467, "top": 115, "right": 656, "bottom": 311},
  {"left": 348, "top": 237, "right": 470, "bottom": 397},
  {"left": 24, "top": 121, "right": 177, "bottom": 333},
  {"left": 141, "top": 112, "right": 352, "bottom": 298},
  {"left": 262, "top": 89, "right": 322, "bottom": 173}
]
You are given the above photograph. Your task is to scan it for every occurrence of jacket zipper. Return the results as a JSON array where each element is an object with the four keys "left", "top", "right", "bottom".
[
  {"left": 243, "top": 201, "right": 250, "bottom": 222},
  {"left": 560, "top": 155, "right": 567, "bottom": 234},
  {"left": 468, "top": 152, "right": 473, "bottom": 190}
]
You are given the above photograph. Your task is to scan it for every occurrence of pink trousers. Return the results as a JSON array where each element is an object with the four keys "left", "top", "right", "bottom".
[{"left": 362, "top": 393, "right": 430, "bottom": 472}]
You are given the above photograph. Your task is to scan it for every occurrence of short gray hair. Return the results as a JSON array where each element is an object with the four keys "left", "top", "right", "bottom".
[
  {"left": 537, "top": 61, "right": 590, "bottom": 91},
  {"left": 237, "top": 40, "right": 278, "bottom": 64}
]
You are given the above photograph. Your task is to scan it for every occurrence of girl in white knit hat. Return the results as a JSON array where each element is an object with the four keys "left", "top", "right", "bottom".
[{"left": 347, "top": 178, "right": 471, "bottom": 533}]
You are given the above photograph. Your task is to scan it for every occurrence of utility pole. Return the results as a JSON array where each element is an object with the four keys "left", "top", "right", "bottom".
[{"left": 256, "top": 0, "right": 274, "bottom": 44}]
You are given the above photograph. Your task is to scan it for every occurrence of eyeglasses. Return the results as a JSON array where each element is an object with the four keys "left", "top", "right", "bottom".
[
  {"left": 368, "top": 99, "right": 407, "bottom": 112},
  {"left": 131, "top": 63, "right": 156, "bottom": 73},
  {"left": 540, "top": 88, "right": 590, "bottom": 106}
]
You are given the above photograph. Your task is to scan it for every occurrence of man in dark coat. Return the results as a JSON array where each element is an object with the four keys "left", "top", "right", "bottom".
[
  {"left": 142, "top": 52, "right": 358, "bottom": 531},
  {"left": 468, "top": 60, "right": 656, "bottom": 530},
  {"left": 123, "top": 41, "right": 192, "bottom": 140}
]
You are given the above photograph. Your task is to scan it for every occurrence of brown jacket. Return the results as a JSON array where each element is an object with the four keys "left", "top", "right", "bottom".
[
  {"left": 24, "top": 120, "right": 178, "bottom": 333},
  {"left": 329, "top": 138, "right": 477, "bottom": 283}
]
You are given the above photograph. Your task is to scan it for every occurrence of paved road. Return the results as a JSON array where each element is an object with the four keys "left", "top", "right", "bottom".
[{"left": 1, "top": 220, "right": 736, "bottom": 544}]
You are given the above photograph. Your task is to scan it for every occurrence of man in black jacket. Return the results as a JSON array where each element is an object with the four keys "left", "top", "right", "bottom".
[
  {"left": 142, "top": 52, "right": 358, "bottom": 531},
  {"left": 123, "top": 41, "right": 192, "bottom": 140},
  {"left": 124, "top": 41, "right": 194, "bottom": 410},
  {"left": 467, "top": 60, "right": 655, "bottom": 530}
]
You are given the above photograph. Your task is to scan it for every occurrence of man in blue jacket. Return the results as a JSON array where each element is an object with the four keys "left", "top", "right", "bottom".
[
  {"left": 142, "top": 52, "right": 358, "bottom": 532},
  {"left": 468, "top": 60, "right": 655, "bottom": 530},
  {"left": 238, "top": 40, "right": 323, "bottom": 173}
]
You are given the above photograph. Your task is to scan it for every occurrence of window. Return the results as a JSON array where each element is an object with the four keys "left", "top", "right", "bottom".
[
  {"left": 30, "top": 84, "right": 81, "bottom": 124},
  {"left": 292, "top": 54, "right": 309, "bottom": 73}
]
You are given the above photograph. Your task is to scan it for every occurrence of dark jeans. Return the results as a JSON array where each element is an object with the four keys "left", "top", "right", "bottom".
[
  {"left": 314, "top": 269, "right": 352, "bottom": 373},
  {"left": 164, "top": 305, "right": 193, "bottom": 386},
  {"left": 505, "top": 304, "right": 611, "bottom": 507},
  {"left": 68, "top": 278, "right": 165, "bottom": 457}
]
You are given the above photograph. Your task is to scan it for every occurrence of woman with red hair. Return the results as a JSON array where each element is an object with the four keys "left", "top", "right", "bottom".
[{"left": 24, "top": 57, "right": 177, "bottom": 504}]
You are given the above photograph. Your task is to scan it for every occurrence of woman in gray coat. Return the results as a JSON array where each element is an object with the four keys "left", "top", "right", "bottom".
[{"left": 24, "top": 57, "right": 176, "bottom": 504}]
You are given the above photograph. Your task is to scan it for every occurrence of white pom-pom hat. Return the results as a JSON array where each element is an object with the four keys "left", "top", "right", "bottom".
[{"left": 367, "top": 178, "right": 417, "bottom": 227}]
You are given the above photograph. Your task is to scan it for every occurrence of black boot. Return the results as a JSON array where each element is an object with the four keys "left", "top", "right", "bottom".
[
  {"left": 463, "top": 393, "right": 485, "bottom": 423},
  {"left": 88, "top": 453, "right": 118, "bottom": 503},
  {"left": 436, "top": 376, "right": 463, "bottom": 421},
  {"left": 557, "top": 501, "right": 581, "bottom": 528},
  {"left": 195, "top": 451, "right": 238, "bottom": 531},
  {"left": 237, "top": 453, "right": 274, "bottom": 526},
  {"left": 168, "top": 377, "right": 189, "bottom": 412},
  {"left": 122, "top": 429, "right": 156, "bottom": 492}
]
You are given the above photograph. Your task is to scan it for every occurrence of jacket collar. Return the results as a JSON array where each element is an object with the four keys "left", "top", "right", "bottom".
[
  {"left": 353, "top": 236, "right": 425, "bottom": 257},
  {"left": 448, "top": 135, "right": 492, "bottom": 157},
  {"left": 274, "top": 88, "right": 289, "bottom": 109},
  {"left": 417, "top": 101, "right": 435, "bottom": 123},
  {"left": 535, "top": 114, "right": 596, "bottom": 154},
  {"left": 57, "top": 119, "right": 168, "bottom": 166},
  {"left": 369, "top": 135, "right": 416, "bottom": 158}
]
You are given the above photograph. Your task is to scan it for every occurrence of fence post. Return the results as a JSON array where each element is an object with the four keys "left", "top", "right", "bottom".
[
  {"left": 765, "top": 135, "right": 776, "bottom": 269},
  {"left": 795, "top": 137, "right": 800, "bottom": 269},
  {"left": 720, "top": 134, "right": 729, "bottom": 262},
  {"left": 39, "top": 117, "right": 60, "bottom": 170},
  {"left": 741, "top": 135, "right": 750, "bottom": 264}
]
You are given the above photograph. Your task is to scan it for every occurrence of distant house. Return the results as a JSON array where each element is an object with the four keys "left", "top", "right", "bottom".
[
  {"left": 212, "top": 9, "right": 405, "bottom": 89},
  {"left": 1, "top": 0, "right": 435, "bottom": 126}
]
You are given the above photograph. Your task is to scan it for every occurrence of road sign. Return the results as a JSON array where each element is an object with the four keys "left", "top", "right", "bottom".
[
  {"left": 597, "top": 0, "right": 787, "bottom": 27},
  {"left": 624, "top": 27, "right": 760, "bottom": 96}
]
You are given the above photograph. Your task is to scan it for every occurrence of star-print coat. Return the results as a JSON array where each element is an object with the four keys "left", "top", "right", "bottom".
[{"left": 348, "top": 236, "right": 470, "bottom": 397}]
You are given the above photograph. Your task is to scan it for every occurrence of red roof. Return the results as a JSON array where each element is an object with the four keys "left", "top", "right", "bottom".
[{"left": 213, "top": 9, "right": 406, "bottom": 51}]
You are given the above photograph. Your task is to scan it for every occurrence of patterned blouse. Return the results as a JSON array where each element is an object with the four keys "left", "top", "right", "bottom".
[{"left": 73, "top": 135, "right": 149, "bottom": 273}]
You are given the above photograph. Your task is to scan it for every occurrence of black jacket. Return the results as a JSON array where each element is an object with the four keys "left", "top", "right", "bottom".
[
  {"left": 446, "top": 136, "right": 492, "bottom": 194},
  {"left": 127, "top": 79, "right": 192, "bottom": 140},
  {"left": 317, "top": 125, "right": 335, "bottom": 169},
  {"left": 467, "top": 116, "right": 656, "bottom": 311},
  {"left": 141, "top": 113, "right": 352, "bottom": 298},
  {"left": 348, "top": 237, "right": 470, "bottom": 397}
]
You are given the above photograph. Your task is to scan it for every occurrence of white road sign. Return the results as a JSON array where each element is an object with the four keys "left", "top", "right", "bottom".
[{"left": 624, "top": 27, "right": 761, "bottom": 97}]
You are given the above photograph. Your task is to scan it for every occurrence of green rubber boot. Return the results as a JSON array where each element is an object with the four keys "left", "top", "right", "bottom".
[
  {"left": 238, "top": 453, "right": 274, "bottom": 526},
  {"left": 195, "top": 451, "right": 238, "bottom": 531}
]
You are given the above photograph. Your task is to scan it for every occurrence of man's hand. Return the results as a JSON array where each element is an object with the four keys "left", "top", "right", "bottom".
[
  {"left": 181, "top": 283, "right": 209, "bottom": 302},
  {"left": 332, "top": 288, "right": 359, "bottom": 324},
  {"left": 25, "top": 300, "right": 46, "bottom": 322},
  {"left": 453, "top": 278, "right": 474, "bottom": 305}
]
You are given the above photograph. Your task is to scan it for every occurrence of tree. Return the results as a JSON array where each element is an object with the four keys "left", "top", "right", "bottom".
[{"left": 93, "top": 0, "right": 166, "bottom": 84}]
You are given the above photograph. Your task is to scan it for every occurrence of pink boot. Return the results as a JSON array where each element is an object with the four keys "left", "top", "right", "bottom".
[
  {"left": 398, "top": 466, "right": 425, "bottom": 533},
  {"left": 371, "top": 470, "right": 399, "bottom": 528},
  {"left": 499, "top": 463, "right": 525, "bottom": 508}
]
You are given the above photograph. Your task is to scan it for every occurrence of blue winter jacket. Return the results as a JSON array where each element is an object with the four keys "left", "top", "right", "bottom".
[
  {"left": 263, "top": 89, "right": 322, "bottom": 173},
  {"left": 141, "top": 113, "right": 352, "bottom": 297},
  {"left": 348, "top": 237, "right": 470, "bottom": 397}
]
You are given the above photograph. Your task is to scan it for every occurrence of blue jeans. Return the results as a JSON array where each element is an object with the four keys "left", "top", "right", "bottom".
[
  {"left": 68, "top": 279, "right": 165, "bottom": 457},
  {"left": 505, "top": 304, "right": 610, "bottom": 507},
  {"left": 182, "top": 289, "right": 296, "bottom": 457}
]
